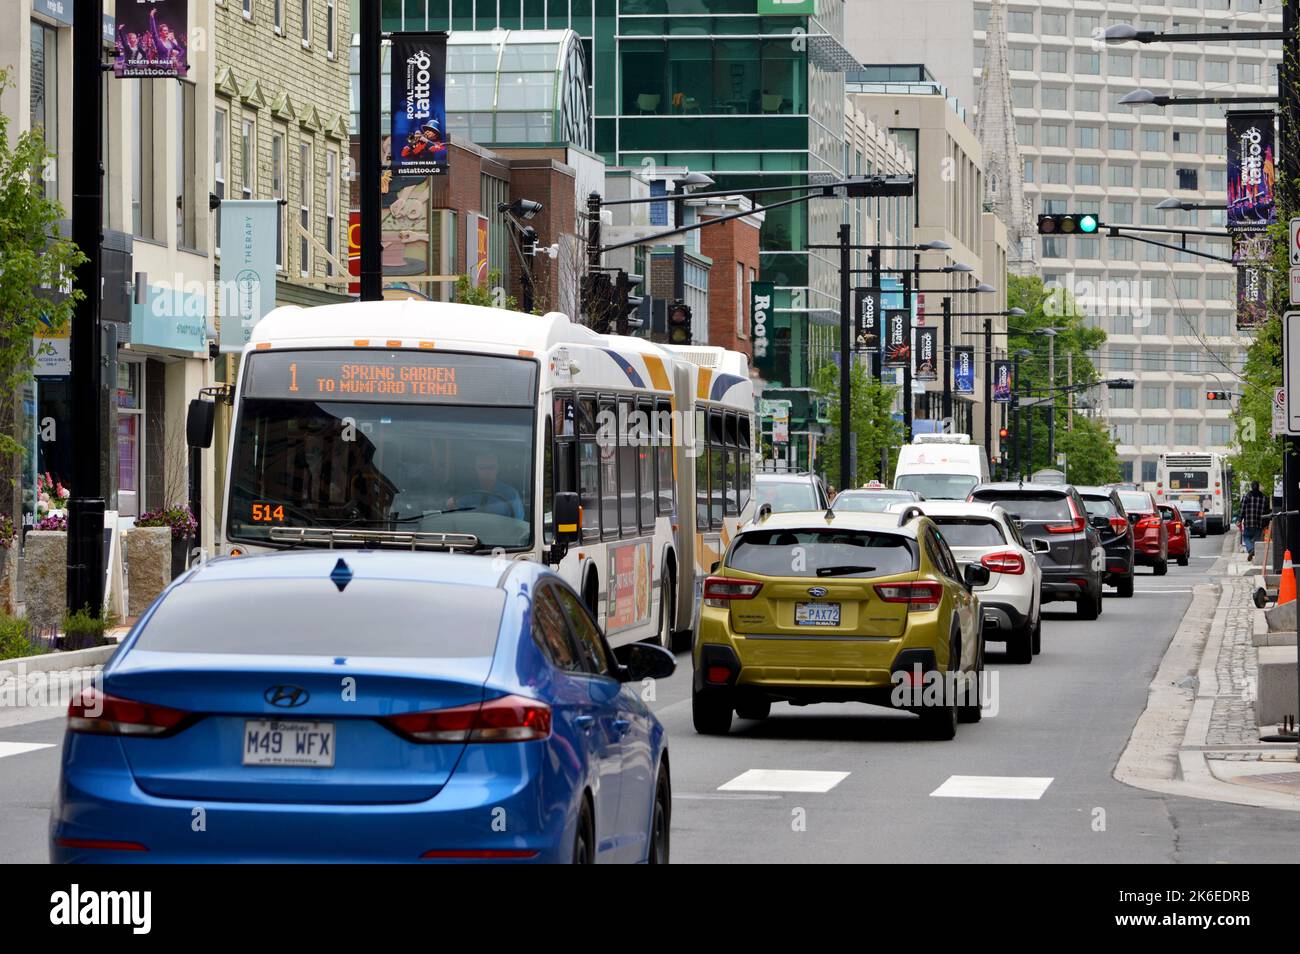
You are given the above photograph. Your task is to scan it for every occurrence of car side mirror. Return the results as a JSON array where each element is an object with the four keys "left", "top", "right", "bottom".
[
  {"left": 553, "top": 492, "right": 581, "bottom": 543},
  {"left": 622, "top": 643, "right": 677, "bottom": 682},
  {"left": 710, "top": 560, "right": 720, "bottom": 573},
  {"left": 963, "top": 564, "right": 991, "bottom": 589},
  {"left": 1091, "top": 515, "right": 1110, "bottom": 531},
  {"left": 187, "top": 398, "right": 215, "bottom": 449},
  {"left": 1031, "top": 538, "right": 1050, "bottom": 554}
]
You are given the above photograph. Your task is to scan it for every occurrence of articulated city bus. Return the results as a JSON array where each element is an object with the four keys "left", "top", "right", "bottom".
[
  {"left": 1155, "top": 452, "right": 1230, "bottom": 533},
  {"left": 216, "top": 299, "right": 754, "bottom": 649}
]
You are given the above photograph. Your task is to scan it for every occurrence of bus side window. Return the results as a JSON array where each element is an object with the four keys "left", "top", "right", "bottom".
[
  {"left": 599, "top": 397, "right": 619, "bottom": 539},
  {"left": 709, "top": 410, "right": 726, "bottom": 529},
  {"left": 618, "top": 398, "right": 638, "bottom": 536},
  {"left": 655, "top": 398, "right": 674, "bottom": 516},
  {"left": 578, "top": 394, "right": 600, "bottom": 542},
  {"left": 543, "top": 415, "right": 554, "bottom": 544},
  {"left": 724, "top": 412, "right": 740, "bottom": 517},
  {"left": 636, "top": 398, "right": 654, "bottom": 533},
  {"left": 695, "top": 409, "right": 709, "bottom": 528},
  {"left": 739, "top": 415, "right": 752, "bottom": 510}
]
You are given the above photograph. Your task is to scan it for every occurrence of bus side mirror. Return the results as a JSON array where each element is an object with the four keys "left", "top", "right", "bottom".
[
  {"left": 554, "top": 492, "right": 581, "bottom": 543},
  {"left": 187, "top": 398, "right": 215, "bottom": 449}
]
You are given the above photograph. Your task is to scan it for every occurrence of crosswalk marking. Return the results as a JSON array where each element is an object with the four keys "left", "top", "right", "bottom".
[
  {"left": 718, "top": 769, "right": 850, "bottom": 793},
  {"left": 0, "top": 742, "right": 55, "bottom": 760},
  {"left": 930, "top": 775, "right": 1053, "bottom": 800}
]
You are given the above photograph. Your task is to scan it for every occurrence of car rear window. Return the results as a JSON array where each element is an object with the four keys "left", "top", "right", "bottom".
[
  {"left": 1119, "top": 491, "right": 1153, "bottom": 513},
  {"left": 756, "top": 481, "right": 819, "bottom": 513},
  {"left": 135, "top": 579, "right": 506, "bottom": 657},
  {"left": 833, "top": 493, "right": 913, "bottom": 513},
  {"left": 895, "top": 474, "right": 979, "bottom": 500},
  {"left": 1082, "top": 496, "right": 1120, "bottom": 518},
  {"left": 969, "top": 492, "right": 1069, "bottom": 521},
  {"left": 931, "top": 517, "right": 1006, "bottom": 547},
  {"left": 727, "top": 529, "right": 918, "bottom": 579}
]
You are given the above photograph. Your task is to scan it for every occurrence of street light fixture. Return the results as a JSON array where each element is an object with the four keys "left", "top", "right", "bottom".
[
  {"left": 1119, "top": 87, "right": 1278, "bottom": 107},
  {"left": 1098, "top": 23, "right": 1286, "bottom": 44},
  {"left": 1156, "top": 196, "right": 1227, "bottom": 212}
]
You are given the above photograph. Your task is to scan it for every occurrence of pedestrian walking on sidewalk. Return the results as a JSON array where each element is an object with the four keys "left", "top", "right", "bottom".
[{"left": 1238, "top": 481, "right": 1270, "bottom": 559}]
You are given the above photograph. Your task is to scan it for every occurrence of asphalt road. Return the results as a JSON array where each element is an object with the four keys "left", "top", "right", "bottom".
[{"left": 2, "top": 533, "right": 1296, "bottom": 863}]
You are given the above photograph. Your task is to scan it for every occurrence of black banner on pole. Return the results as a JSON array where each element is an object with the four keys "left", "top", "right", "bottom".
[
  {"left": 391, "top": 33, "right": 449, "bottom": 177},
  {"left": 993, "top": 359, "right": 1013, "bottom": 403},
  {"left": 1226, "top": 110, "right": 1277, "bottom": 231},
  {"left": 884, "top": 308, "right": 909, "bottom": 367},
  {"left": 114, "top": 0, "right": 189, "bottom": 78},
  {"left": 915, "top": 326, "right": 937, "bottom": 381},
  {"left": 854, "top": 287, "right": 880, "bottom": 351},
  {"left": 954, "top": 346, "right": 975, "bottom": 395}
]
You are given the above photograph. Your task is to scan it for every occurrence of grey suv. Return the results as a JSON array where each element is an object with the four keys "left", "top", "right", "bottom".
[
  {"left": 754, "top": 472, "right": 830, "bottom": 515},
  {"left": 968, "top": 482, "right": 1105, "bottom": 620}
]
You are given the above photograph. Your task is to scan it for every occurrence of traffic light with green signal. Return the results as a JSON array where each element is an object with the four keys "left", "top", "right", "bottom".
[{"left": 1037, "top": 213, "right": 1099, "bottom": 235}]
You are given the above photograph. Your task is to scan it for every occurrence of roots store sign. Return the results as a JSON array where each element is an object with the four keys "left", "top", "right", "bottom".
[{"left": 751, "top": 281, "right": 774, "bottom": 376}]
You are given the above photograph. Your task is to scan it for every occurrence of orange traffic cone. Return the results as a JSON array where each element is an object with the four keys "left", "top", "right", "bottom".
[{"left": 1279, "top": 550, "right": 1297, "bottom": 606}]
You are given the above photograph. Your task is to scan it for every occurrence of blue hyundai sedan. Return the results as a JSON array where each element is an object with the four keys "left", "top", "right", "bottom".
[{"left": 50, "top": 551, "right": 675, "bottom": 863}]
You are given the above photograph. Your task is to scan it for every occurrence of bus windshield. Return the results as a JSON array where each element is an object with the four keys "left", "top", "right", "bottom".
[{"left": 227, "top": 350, "right": 537, "bottom": 550}]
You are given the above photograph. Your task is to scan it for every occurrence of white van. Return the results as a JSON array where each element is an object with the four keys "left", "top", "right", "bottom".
[{"left": 892, "top": 434, "right": 990, "bottom": 500}]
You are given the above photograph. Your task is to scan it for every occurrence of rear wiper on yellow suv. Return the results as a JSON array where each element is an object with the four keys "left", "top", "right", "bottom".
[{"left": 815, "top": 565, "right": 876, "bottom": 577}]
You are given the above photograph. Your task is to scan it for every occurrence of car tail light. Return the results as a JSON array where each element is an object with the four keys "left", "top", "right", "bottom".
[
  {"left": 1045, "top": 497, "right": 1085, "bottom": 534},
  {"left": 383, "top": 694, "right": 552, "bottom": 744},
  {"left": 67, "top": 688, "right": 190, "bottom": 737},
  {"left": 1136, "top": 515, "right": 1162, "bottom": 531},
  {"left": 874, "top": 581, "right": 943, "bottom": 611},
  {"left": 1109, "top": 516, "right": 1128, "bottom": 535},
  {"left": 980, "top": 550, "right": 1025, "bottom": 575},
  {"left": 705, "top": 666, "right": 733, "bottom": 685},
  {"left": 704, "top": 576, "right": 763, "bottom": 607}
]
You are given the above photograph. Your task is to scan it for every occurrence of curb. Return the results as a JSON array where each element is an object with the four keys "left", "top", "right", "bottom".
[
  {"left": 0, "top": 644, "right": 118, "bottom": 682},
  {"left": 1114, "top": 532, "right": 1300, "bottom": 812}
]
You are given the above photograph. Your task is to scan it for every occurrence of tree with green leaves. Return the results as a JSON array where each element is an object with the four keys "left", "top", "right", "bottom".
[
  {"left": 1005, "top": 273, "right": 1118, "bottom": 480},
  {"left": 453, "top": 269, "right": 517, "bottom": 310},
  {"left": 811, "top": 359, "right": 902, "bottom": 489},
  {"left": 0, "top": 68, "right": 85, "bottom": 496}
]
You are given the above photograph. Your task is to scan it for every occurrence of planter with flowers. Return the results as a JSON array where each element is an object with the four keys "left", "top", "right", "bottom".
[
  {"left": 136, "top": 505, "right": 198, "bottom": 579},
  {"left": 36, "top": 472, "right": 68, "bottom": 522},
  {"left": 25, "top": 516, "right": 68, "bottom": 630}
]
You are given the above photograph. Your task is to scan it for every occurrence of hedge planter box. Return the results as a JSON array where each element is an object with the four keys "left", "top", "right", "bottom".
[
  {"left": 126, "top": 527, "right": 172, "bottom": 617},
  {"left": 24, "top": 531, "right": 67, "bottom": 631}
]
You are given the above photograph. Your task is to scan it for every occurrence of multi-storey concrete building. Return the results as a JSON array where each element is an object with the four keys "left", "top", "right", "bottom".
[{"left": 971, "top": 0, "right": 1280, "bottom": 485}]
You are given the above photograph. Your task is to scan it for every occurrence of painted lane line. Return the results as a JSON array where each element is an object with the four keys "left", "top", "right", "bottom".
[
  {"left": 674, "top": 793, "right": 784, "bottom": 801},
  {"left": 930, "top": 775, "right": 1054, "bottom": 800},
  {"left": 1132, "top": 589, "right": 1194, "bottom": 594},
  {"left": 718, "top": 769, "right": 850, "bottom": 793},
  {"left": 0, "top": 741, "right": 55, "bottom": 760}
]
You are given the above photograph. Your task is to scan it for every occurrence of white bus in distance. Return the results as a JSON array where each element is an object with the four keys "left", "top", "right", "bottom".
[
  {"left": 1155, "top": 452, "right": 1230, "bottom": 534},
  {"left": 209, "top": 300, "right": 755, "bottom": 650}
]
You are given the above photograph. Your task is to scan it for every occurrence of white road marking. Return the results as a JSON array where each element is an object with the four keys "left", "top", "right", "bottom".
[
  {"left": 930, "top": 775, "right": 1054, "bottom": 800},
  {"left": 0, "top": 741, "right": 55, "bottom": 760},
  {"left": 1133, "top": 589, "right": 1194, "bottom": 594},
  {"left": 675, "top": 793, "right": 783, "bottom": 801},
  {"left": 718, "top": 769, "right": 850, "bottom": 793}
]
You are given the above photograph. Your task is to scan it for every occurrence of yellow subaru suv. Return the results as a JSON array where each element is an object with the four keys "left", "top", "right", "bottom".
[{"left": 692, "top": 506, "right": 988, "bottom": 740}]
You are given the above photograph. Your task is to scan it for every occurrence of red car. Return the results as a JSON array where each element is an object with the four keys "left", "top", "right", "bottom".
[
  {"left": 1159, "top": 504, "right": 1191, "bottom": 567},
  {"left": 1118, "top": 490, "right": 1169, "bottom": 575}
]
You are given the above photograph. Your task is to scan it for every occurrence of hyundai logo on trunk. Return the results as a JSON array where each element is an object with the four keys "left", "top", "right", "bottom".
[{"left": 265, "top": 685, "right": 310, "bottom": 708}]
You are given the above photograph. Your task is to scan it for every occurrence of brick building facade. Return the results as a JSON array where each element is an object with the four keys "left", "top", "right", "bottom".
[{"left": 699, "top": 198, "right": 764, "bottom": 356}]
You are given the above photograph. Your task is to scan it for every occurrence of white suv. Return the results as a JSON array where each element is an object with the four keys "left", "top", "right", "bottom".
[{"left": 889, "top": 500, "right": 1045, "bottom": 664}]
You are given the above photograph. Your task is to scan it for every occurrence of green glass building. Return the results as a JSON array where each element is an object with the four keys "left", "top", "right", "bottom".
[{"left": 373, "top": 0, "right": 860, "bottom": 391}]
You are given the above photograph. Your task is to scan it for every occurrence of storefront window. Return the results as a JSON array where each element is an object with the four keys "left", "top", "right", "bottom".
[{"left": 117, "top": 362, "right": 144, "bottom": 517}]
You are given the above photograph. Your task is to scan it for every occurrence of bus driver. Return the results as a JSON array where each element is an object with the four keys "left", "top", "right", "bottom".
[{"left": 448, "top": 450, "right": 524, "bottom": 520}]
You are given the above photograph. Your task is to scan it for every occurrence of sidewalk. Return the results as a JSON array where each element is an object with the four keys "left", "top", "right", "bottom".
[{"left": 1115, "top": 532, "right": 1300, "bottom": 811}]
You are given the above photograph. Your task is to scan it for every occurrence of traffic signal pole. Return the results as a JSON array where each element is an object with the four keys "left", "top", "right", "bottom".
[
  {"left": 68, "top": 0, "right": 106, "bottom": 616},
  {"left": 1281, "top": 0, "right": 1300, "bottom": 753},
  {"left": 839, "top": 223, "right": 852, "bottom": 490},
  {"left": 359, "top": 0, "right": 382, "bottom": 303},
  {"left": 983, "top": 317, "right": 993, "bottom": 459}
]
